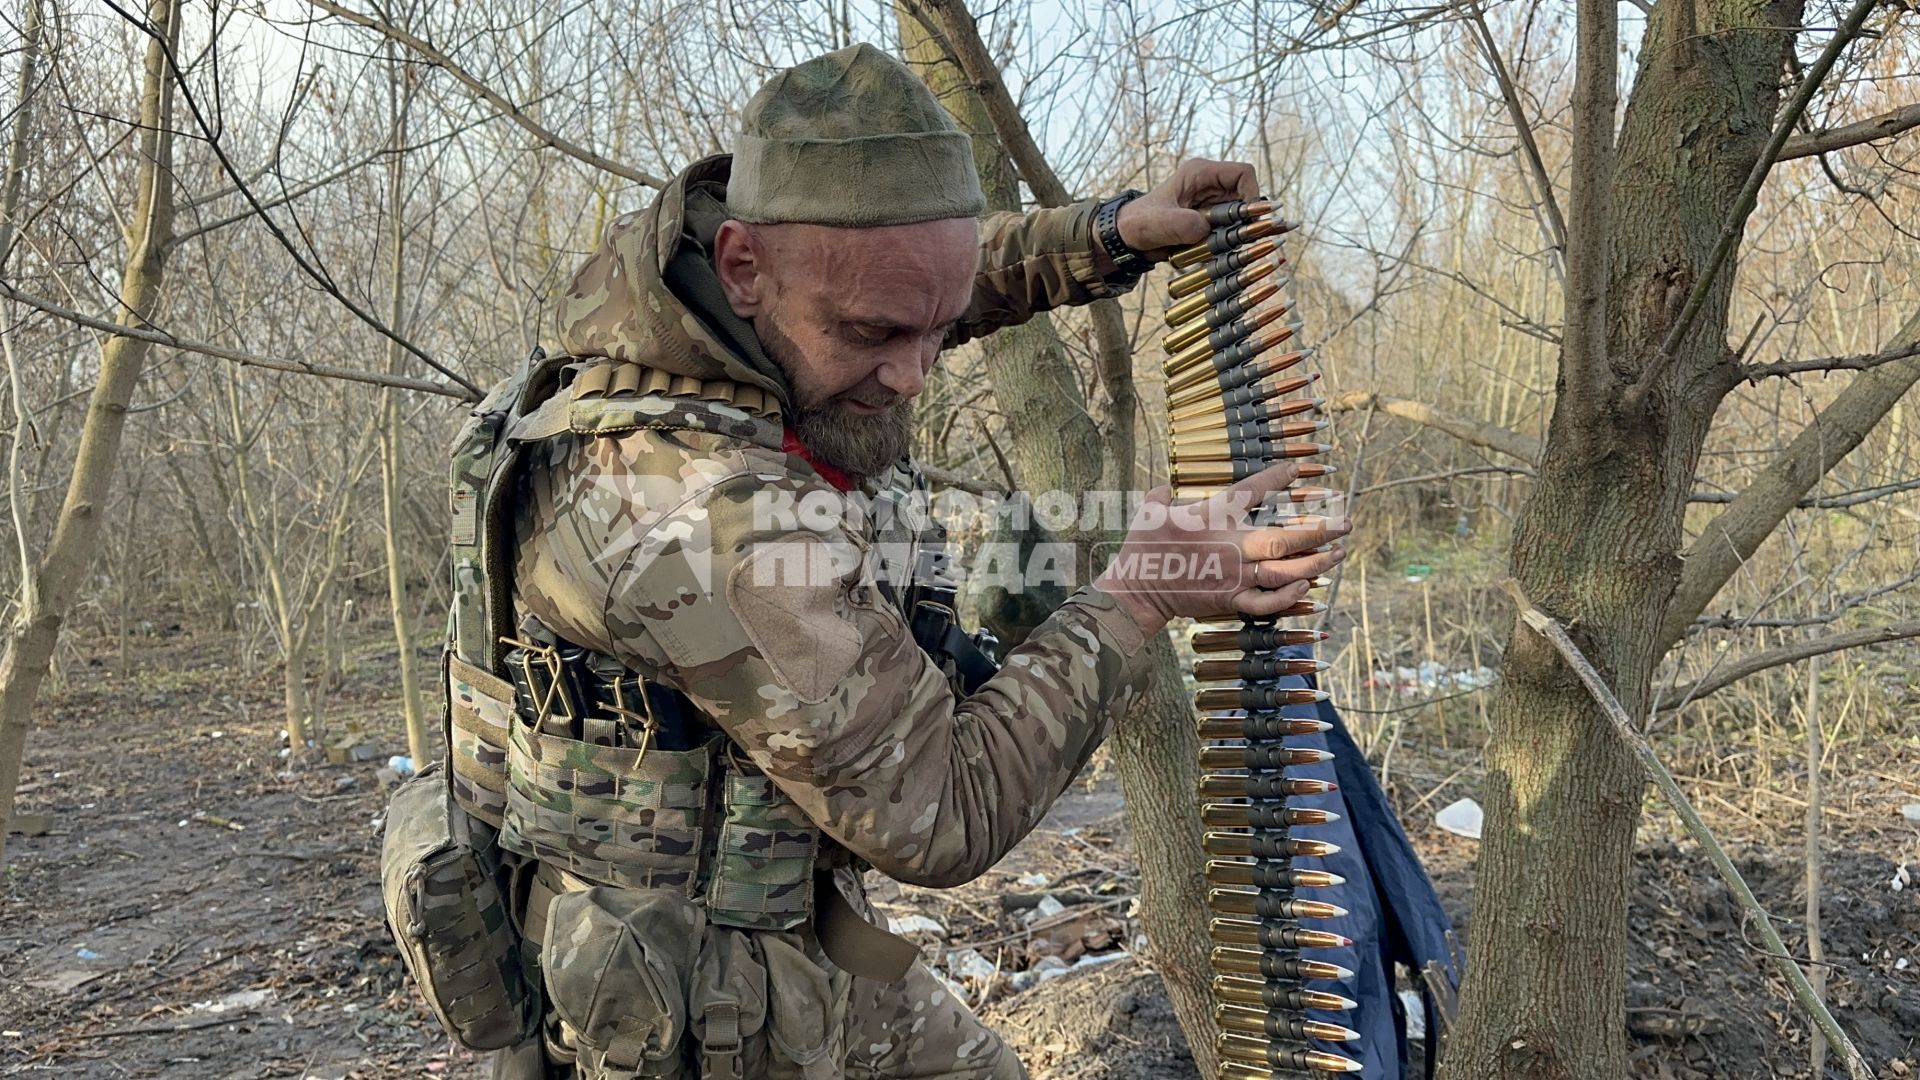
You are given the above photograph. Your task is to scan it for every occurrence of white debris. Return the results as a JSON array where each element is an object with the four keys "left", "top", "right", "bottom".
[
  {"left": 1070, "top": 952, "right": 1129, "bottom": 971},
  {"left": 1016, "top": 872, "right": 1050, "bottom": 888},
  {"left": 886, "top": 915, "right": 947, "bottom": 937},
  {"left": 192, "top": 989, "right": 271, "bottom": 1013},
  {"left": 1368, "top": 662, "right": 1497, "bottom": 693},
  {"left": 1901, "top": 804, "right": 1920, "bottom": 824},
  {"left": 1893, "top": 864, "right": 1911, "bottom": 893},
  {"left": 1034, "top": 895, "right": 1067, "bottom": 919},
  {"left": 945, "top": 949, "right": 997, "bottom": 982},
  {"left": 1401, "top": 989, "right": 1426, "bottom": 1040},
  {"left": 1435, "top": 798, "right": 1485, "bottom": 841},
  {"left": 1897, "top": 958, "right": 1910, "bottom": 972},
  {"left": 1033, "top": 956, "right": 1072, "bottom": 983}
]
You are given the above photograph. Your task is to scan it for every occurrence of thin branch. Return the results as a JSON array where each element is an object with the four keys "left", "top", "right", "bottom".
[
  {"left": 1658, "top": 618, "right": 1920, "bottom": 711},
  {"left": 918, "top": 461, "right": 1004, "bottom": 496},
  {"left": 1778, "top": 102, "right": 1920, "bottom": 161},
  {"left": 1467, "top": 2, "right": 1566, "bottom": 282},
  {"left": 0, "top": 281, "right": 469, "bottom": 399},
  {"left": 1502, "top": 580, "right": 1876, "bottom": 1080},
  {"left": 102, "top": 0, "right": 484, "bottom": 400},
  {"left": 304, "top": 0, "right": 666, "bottom": 190},
  {"left": 1355, "top": 464, "right": 1534, "bottom": 496},
  {"left": 1646, "top": 0, "right": 1882, "bottom": 381},
  {"left": 1692, "top": 567, "right": 1920, "bottom": 632},
  {"left": 1744, "top": 339, "right": 1920, "bottom": 380},
  {"left": 900, "top": 0, "right": 1072, "bottom": 206},
  {"left": 1327, "top": 391, "right": 1542, "bottom": 465},
  {"left": 1688, "top": 476, "right": 1920, "bottom": 508}
]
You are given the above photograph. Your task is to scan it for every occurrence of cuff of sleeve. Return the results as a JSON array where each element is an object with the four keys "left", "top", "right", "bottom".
[
  {"left": 1065, "top": 197, "right": 1141, "bottom": 301},
  {"left": 1067, "top": 583, "right": 1153, "bottom": 689}
]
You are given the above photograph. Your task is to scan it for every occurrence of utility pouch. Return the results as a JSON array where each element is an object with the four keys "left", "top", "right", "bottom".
[
  {"left": 542, "top": 887, "right": 706, "bottom": 1079},
  {"left": 500, "top": 711, "right": 714, "bottom": 891},
  {"left": 703, "top": 768, "right": 819, "bottom": 932},
  {"left": 380, "top": 762, "right": 538, "bottom": 1050},
  {"left": 759, "top": 934, "right": 850, "bottom": 1080}
]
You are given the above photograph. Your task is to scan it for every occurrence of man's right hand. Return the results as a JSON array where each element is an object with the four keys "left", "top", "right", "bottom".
[{"left": 1093, "top": 463, "right": 1350, "bottom": 636}]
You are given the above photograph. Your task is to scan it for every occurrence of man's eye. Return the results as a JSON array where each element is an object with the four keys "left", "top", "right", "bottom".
[{"left": 845, "top": 325, "right": 891, "bottom": 346}]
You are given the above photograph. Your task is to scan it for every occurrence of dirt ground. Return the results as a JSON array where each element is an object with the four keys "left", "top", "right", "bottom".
[{"left": 2, "top": 624, "right": 1916, "bottom": 1079}]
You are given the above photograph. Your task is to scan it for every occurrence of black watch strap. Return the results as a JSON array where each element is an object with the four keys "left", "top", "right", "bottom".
[{"left": 1094, "top": 189, "right": 1150, "bottom": 282}]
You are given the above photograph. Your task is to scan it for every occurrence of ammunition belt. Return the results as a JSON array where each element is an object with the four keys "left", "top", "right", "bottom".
[{"left": 1157, "top": 199, "right": 1365, "bottom": 1076}]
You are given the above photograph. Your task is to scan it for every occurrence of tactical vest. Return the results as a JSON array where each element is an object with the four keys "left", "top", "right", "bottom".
[{"left": 442, "top": 352, "right": 992, "bottom": 933}]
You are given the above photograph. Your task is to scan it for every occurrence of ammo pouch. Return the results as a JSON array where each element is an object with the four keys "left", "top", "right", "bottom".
[
  {"left": 380, "top": 762, "right": 539, "bottom": 1050},
  {"left": 539, "top": 884, "right": 850, "bottom": 1080}
]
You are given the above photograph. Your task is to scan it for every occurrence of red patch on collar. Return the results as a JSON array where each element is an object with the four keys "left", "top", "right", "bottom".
[{"left": 782, "top": 425, "right": 858, "bottom": 492}]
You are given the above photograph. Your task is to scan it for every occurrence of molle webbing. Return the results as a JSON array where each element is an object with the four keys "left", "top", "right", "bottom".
[{"left": 561, "top": 361, "right": 788, "bottom": 457}]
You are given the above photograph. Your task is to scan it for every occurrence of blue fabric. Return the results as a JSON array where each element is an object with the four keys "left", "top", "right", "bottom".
[{"left": 1215, "top": 645, "right": 1460, "bottom": 1078}]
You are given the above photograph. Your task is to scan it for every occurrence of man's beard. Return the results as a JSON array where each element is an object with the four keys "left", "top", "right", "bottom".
[{"left": 758, "top": 315, "right": 914, "bottom": 479}]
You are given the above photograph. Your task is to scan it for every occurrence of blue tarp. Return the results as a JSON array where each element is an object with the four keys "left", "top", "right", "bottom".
[{"left": 1218, "top": 646, "right": 1461, "bottom": 1078}]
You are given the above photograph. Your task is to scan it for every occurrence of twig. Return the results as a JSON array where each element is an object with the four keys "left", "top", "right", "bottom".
[
  {"left": 0, "top": 281, "right": 468, "bottom": 399},
  {"left": 1687, "top": 476, "right": 1920, "bottom": 508},
  {"left": 1327, "top": 391, "right": 1542, "bottom": 465},
  {"left": 304, "top": 0, "right": 665, "bottom": 190},
  {"left": 1501, "top": 579, "right": 1876, "bottom": 1080},
  {"left": 1467, "top": 2, "right": 1566, "bottom": 282},
  {"left": 1355, "top": 464, "right": 1534, "bottom": 496},
  {"left": 101, "top": 0, "right": 484, "bottom": 400},
  {"left": 1744, "top": 339, "right": 1920, "bottom": 380},
  {"left": 1657, "top": 619, "right": 1920, "bottom": 710},
  {"left": 69, "top": 1010, "right": 258, "bottom": 1040},
  {"left": 1805, "top": 652, "right": 1827, "bottom": 1077}
]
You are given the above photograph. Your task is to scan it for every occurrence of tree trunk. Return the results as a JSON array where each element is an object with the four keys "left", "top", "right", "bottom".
[
  {"left": 0, "top": 0, "right": 179, "bottom": 861},
  {"left": 381, "top": 54, "right": 431, "bottom": 765},
  {"left": 284, "top": 638, "right": 312, "bottom": 756},
  {"left": 894, "top": 16, "right": 1219, "bottom": 1076},
  {"left": 1441, "top": 1, "right": 1802, "bottom": 1075}
]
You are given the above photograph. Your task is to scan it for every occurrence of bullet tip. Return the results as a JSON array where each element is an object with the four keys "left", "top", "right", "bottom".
[
  {"left": 1327, "top": 903, "right": 1350, "bottom": 918},
  {"left": 1324, "top": 808, "right": 1343, "bottom": 821}
]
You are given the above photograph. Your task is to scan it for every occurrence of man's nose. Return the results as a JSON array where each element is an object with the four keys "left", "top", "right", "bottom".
[{"left": 873, "top": 343, "right": 929, "bottom": 399}]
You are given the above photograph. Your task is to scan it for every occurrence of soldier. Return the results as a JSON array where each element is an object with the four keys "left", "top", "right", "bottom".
[{"left": 417, "top": 42, "right": 1348, "bottom": 1080}]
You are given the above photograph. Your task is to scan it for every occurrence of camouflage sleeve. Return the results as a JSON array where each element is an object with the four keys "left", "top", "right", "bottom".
[
  {"left": 595, "top": 465, "right": 1152, "bottom": 888},
  {"left": 947, "top": 199, "right": 1137, "bottom": 348}
]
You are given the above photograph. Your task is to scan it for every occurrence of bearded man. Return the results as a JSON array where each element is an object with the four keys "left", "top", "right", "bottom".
[{"left": 464, "top": 42, "right": 1347, "bottom": 1080}]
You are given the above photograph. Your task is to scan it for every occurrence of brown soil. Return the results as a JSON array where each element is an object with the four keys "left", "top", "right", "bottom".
[{"left": 2, "top": 625, "right": 1916, "bottom": 1078}]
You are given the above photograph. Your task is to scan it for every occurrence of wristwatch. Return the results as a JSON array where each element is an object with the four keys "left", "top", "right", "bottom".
[{"left": 1094, "top": 189, "right": 1150, "bottom": 284}]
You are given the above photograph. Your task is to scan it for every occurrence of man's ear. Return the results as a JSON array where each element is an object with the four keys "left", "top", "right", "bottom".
[{"left": 714, "top": 220, "right": 765, "bottom": 317}]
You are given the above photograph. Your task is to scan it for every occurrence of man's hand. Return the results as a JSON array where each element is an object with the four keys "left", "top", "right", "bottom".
[
  {"left": 1094, "top": 462, "right": 1349, "bottom": 637},
  {"left": 1117, "top": 158, "right": 1262, "bottom": 263}
]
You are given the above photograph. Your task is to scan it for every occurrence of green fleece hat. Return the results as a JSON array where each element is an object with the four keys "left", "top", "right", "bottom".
[{"left": 727, "top": 43, "right": 987, "bottom": 227}]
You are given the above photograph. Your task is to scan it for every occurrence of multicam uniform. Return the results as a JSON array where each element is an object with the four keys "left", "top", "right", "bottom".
[{"left": 410, "top": 156, "right": 1151, "bottom": 1080}]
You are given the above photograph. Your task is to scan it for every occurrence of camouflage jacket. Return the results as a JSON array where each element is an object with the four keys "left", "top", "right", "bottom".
[{"left": 513, "top": 156, "right": 1151, "bottom": 888}]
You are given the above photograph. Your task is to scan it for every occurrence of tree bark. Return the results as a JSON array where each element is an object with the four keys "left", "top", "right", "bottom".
[
  {"left": 1441, "top": 0, "right": 1804, "bottom": 1075},
  {"left": 0, "top": 0, "right": 180, "bottom": 861},
  {"left": 893, "top": 15, "right": 1219, "bottom": 1076}
]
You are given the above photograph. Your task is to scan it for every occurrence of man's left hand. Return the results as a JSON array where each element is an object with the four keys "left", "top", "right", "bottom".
[{"left": 1116, "top": 158, "right": 1262, "bottom": 263}]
